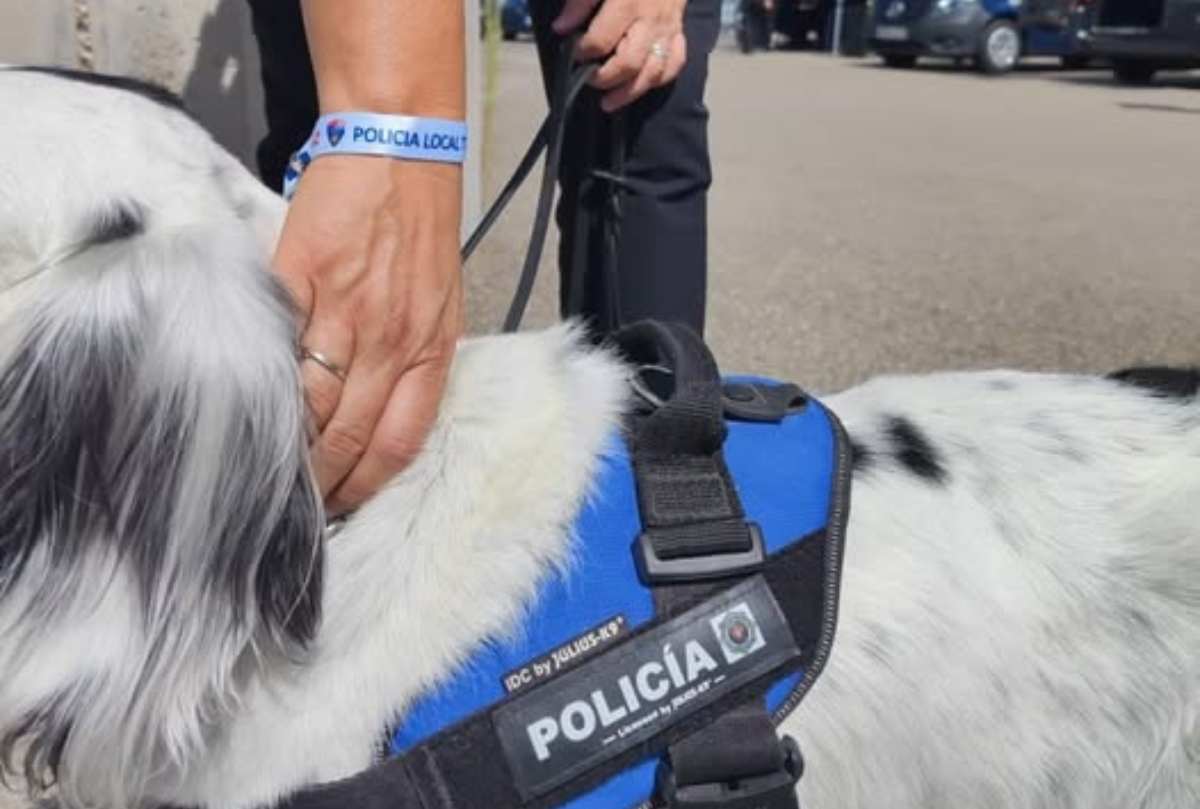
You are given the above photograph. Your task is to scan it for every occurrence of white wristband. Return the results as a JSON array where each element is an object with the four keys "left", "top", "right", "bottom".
[{"left": 283, "top": 112, "right": 468, "bottom": 200}]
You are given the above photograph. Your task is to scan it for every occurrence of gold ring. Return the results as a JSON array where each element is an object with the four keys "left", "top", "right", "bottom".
[{"left": 300, "top": 346, "right": 348, "bottom": 381}]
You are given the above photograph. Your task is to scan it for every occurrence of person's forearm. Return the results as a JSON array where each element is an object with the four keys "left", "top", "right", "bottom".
[{"left": 301, "top": 0, "right": 465, "bottom": 119}]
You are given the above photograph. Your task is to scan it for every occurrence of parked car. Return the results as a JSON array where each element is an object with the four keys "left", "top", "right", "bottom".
[
  {"left": 501, "top": 0, "right": 533, "bottom": 40},
  {"left": 1088, "top": 0, "right": 1200, "bottom": 83},
  {"left": 871, "top": 0, "right": 1097, "bottom": 74}
]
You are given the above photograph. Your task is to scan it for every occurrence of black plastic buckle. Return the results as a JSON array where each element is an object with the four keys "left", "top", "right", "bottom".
[
  {"left": 658, "top": 735, "right": 804, "bottom": 809},
  {"left": 722, "top": 382, "right": 806, "bottom": 423},
  {"left": 635, "top": 522, "right": 766, "bottom": 585}
]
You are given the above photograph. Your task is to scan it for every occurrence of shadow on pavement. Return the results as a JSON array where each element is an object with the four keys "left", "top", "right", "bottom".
[
  {"left": 851, "top": 58, "right": 1108, "bottom": 77},
  {"left": 1045, "top": 71, "right": 1200, "bottom": 90},
  {"left": 1118, "top": 101, "right": 1200, "bottom": 115}
]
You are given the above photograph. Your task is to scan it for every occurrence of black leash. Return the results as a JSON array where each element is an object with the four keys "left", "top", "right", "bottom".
[{"left": 459, "top": 38, "right": 597, "bottom": 333}]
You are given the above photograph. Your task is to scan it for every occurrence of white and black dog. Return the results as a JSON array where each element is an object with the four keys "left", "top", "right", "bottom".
[{"left": 0, "top": 69, "right": 1198, "bottom": 809}]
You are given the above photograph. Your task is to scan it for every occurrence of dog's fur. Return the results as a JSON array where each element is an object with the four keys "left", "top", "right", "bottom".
[{"left": 0, "top": 70, "right": 1198, "bottom": 809}]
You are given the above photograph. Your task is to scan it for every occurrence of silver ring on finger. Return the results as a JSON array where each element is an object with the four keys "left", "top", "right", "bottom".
[
  {"left": 300, "top": 346, "right": 348, "bottom": 381},
  {"left": 650, "top": 40, "right": 669, "bottom": 61}
]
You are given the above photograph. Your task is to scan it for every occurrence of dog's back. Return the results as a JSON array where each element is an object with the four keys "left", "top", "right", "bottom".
[{"left": 791, "top": 368, "right": 1200, "bottom": 808}]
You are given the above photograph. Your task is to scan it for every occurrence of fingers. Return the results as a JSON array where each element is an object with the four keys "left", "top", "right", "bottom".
[
  {"left": 273, "top": 218, "right": 317, "bottom": 321},
  {"left": 553, "top": 0, "right": 604, "bottom": 34},
  {"left": 308, "top": 355, "right": 397, "bottom": 501},
  {"left": 592, "top": 19, "right": 653, "bottom": 90},
  {"left": 299, "top": 315, "right": 355, "bottom": 431},
  {"left": 576, "top": 0, "right": 688, "bottom": 112},
  {"left": 601, "top": 31, "right": 686, "bottom": 112},
  {"left": 319, "top": 252, "right": 462, "bottom": 512},
  {"left": 577, "top": 0, "right": 638, "bottom": 62},
  {"left": 326, "top": 354, "right": 452, "bottom": 514},
  {"left": 660, "top": 30, "right": 687, "bottom": 85}
]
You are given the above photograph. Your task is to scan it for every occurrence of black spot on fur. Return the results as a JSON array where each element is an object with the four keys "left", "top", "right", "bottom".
[
  {"left": 991, "top": 672, "right": 1012, "bottom": 702},
  {"left": 859, "top": 621, "right": 897, "bottom": 666},
  {"left": 14, "top": 67, "right": 185, "bottom": 111},
  {"left": 885, "top": 416, "right": 947, "bottom": 483},
  {"left": 1123, "top": 607, "right": 1155, "bottom": 634},
  {"left": 85, "top": 202, "right": 145, "bottom": 248},
  {"left": 849, "top": 436, "right": 874, "bottom": 474},
  {"left": 1108, "top": 366, "right": 1200, "bottom": 401}
]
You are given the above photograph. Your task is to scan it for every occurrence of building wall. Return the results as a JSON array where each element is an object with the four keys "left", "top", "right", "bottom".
[{"left": 0, "top": 0, "right": 483, "bottom": 225}]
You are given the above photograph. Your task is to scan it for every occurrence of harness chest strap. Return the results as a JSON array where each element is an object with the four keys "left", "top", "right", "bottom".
[
  {"left": 275, "top": 541, "right": 837, "bottom": 809},
  {"left": 274, "top": 322, "right": 850, "bottom": 809}
]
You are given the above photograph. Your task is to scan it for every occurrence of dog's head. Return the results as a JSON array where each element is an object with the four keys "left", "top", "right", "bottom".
[{"left": 0, "top": 70, "right": 322, "bottom": 807}]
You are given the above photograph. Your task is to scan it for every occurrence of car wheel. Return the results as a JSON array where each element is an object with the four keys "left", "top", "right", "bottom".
[
  {"left": 1113, "top": 59, "right": 1158, "bottom": 85},
  {"left": 977, "top": 19, "right": 1021, "bottom": 75},
  {"left": 882, "top": 54, "right": 918, "bottom": 69},
  {"left": 502, "top": 28, "right": 517, "bottom": 41}
]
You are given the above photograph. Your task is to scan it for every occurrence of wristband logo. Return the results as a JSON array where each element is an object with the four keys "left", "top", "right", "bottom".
[{"left": 326, "top": 118, "right": 347, "bottom": 148}]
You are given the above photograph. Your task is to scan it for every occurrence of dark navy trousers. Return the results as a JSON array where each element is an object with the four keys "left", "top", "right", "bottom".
[{"left": 247, "top": 0, "right": 720, "bottom": 336}]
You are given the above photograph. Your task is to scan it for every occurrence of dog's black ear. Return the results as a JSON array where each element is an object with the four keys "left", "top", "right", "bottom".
[
  {"left": 0, "top": 225, "right": 324, "bottom": 649},
  {"left": 0, "top": 221, "right": 325, "bottom": 802},
  {"left": 0, "top": 319, "right": 117, "bottom": 597}
]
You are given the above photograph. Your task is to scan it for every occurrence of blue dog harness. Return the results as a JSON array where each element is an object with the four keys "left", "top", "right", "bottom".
[{"left": 280, "top": 323, "right": 851, "bottom": 809}]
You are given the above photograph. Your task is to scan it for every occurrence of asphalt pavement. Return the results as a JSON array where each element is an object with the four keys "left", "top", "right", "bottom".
[{"left": 468, "top": 43, "right": 1199, "bottom": 391}]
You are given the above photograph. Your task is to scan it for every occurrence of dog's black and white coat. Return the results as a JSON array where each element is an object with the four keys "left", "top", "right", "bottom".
[{"left": 0, "top": 70, "right": 1197, "bottom": 809}]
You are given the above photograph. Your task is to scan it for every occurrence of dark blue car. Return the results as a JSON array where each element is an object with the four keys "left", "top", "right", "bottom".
[
  {"left": 871, "top": 0, "right": 1096, "bottom": 74},
  {"left": 502, "top": 0, "right": 533, "bottom": 40},
  {"left": 1090, "top": 0, "right": 1200, "bottom": 83}
]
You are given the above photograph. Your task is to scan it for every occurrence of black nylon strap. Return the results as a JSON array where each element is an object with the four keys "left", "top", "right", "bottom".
[
  {"left": 270, "top": 538, "right": 827, "bottom": 809},
  {"left": 456, "top": 33, "right": 596, "bottom": 333},
  {"left": 267, "top": 529, "right": 835, "bottom": 809},
  {"left": 608, "top": 322, "right": 803, "bottom": 808},
  {"left": 614, "top": 322, "right": 756, "bottom": 567}
]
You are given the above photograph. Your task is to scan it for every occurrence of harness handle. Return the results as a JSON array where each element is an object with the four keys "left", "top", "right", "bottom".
[{"left": 612, "top": 322, "right": 765, "bottom": 586}]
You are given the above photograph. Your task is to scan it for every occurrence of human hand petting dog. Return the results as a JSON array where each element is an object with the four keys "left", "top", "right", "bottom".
[
  {"left": 276, "top": 0, "right": 684, "bottom": 514},
  {"left": 276, "top": 0, "right": 465, "bottom": 514},
  {"left": 277, "top": 158, "right": 463, "bottom": 514},
  {"left": 554, "top": 0, "right": 689, "bottom": 112}
]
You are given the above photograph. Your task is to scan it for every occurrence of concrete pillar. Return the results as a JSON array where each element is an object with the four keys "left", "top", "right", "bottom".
[
  {"left": 463, "top": 0, "right": 482, "bottom": 232},
  {"left": 0, "top": 0, "right": 483, "bottom": 227}
]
